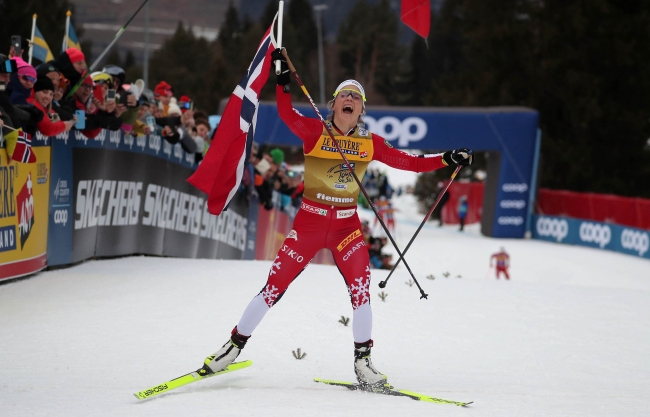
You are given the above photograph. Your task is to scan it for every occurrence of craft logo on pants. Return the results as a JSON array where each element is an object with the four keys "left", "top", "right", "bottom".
[
  {"left": 16, "top": 173, "right": 35, "bottom": 249},
  {"left": 337, "top": 229, "right": 361, "bottom": 252}
]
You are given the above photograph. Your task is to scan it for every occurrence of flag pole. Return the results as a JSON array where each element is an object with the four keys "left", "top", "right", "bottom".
[
  {"left": 66, "top": 0, "right": 150, "bottom": 99},
  {"left": 88, "top": 0, "right": 151, "bottom": 71},
  {"left": 63, "top": 10, "right": 71, "bottom": 53},
  {"left": 29, "top": 14, "right": 37, "bottom": 65},
  {"left": 275, "top": 1, "right": 284, "bottom": 75}
]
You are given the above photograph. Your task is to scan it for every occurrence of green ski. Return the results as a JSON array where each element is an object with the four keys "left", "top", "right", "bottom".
[
  {"left": 134, "top": 360, "right": 252, "bottom": 400},
  {"left": 314, "top": 378, "right": 472, "bottom": 407}
]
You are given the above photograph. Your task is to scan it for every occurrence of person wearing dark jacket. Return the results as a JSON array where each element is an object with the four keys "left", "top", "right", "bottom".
[{"left": 49, "top": 48, "right": 87, "bottom": 97}]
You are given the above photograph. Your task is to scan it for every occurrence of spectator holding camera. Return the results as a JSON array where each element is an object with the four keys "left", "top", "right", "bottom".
[{"left": 61, "top": 75, "right": 121, "bottom": 138}]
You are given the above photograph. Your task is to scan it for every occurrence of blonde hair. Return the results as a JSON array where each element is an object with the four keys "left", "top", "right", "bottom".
[{"left": 326, "top": 98, "right": 366, "bottom": 129}]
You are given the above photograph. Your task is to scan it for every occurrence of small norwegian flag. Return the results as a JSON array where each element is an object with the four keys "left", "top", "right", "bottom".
[
  {"left": 9, "top": 129, "right": 37, "bottom": 163},
  {"left": 187, "top": 22, "right": 277, "bottom": 215}
]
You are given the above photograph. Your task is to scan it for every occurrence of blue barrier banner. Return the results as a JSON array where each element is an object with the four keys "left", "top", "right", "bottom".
[
  {"left": 532, "top": 215, "right": 650, "bottom": 260},
  {"left": 43, "top": 129, "right": 248, "bottom": 266}
]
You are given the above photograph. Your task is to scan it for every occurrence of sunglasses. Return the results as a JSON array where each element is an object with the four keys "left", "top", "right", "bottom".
[
  {"left": 95, "top": 79, "right": 113, "bottom": 87},
  {"left": 336, "top": 89, "right": 364, "bottom": 101},
  {"left": 21, "top": 75, "right": 36, "bottom": 83}
]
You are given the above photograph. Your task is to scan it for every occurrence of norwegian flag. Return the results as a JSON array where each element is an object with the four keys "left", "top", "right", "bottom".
[
  {"left": 401, "top": 0, "right": 431, "bottom": 38},
  {"left": 11, "top": 130, "right": 37, "bottom": 163},
  {"left": 187, "top": 23, "right": 277, "bottom": 215}
]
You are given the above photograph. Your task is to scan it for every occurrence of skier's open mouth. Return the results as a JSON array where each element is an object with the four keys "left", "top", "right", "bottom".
[{"left": 343, "top": 105, "right": 353, "bottom": 114}]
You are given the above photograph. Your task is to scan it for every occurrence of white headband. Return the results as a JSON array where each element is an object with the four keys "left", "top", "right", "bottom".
[{"left": 333, "top": 79, "right": 366, "bottom": 104}]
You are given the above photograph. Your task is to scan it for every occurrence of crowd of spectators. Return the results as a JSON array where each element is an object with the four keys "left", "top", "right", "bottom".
[
  {"left": 246, "top": 142, "right": 304, "bottom": 211},
  {"left": 0, "top": 42, "right": 211, "bottom": 164}
]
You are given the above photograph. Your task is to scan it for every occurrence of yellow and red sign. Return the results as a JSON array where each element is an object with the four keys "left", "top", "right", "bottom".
[{"left": 0, "top": 148, "right": 50, "bottom": 281}]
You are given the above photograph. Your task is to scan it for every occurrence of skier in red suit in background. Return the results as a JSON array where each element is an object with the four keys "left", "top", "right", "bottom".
[
  {"left": 200, "top": 49, "right": 474, "bottom": 387},
  {"left": 491, "top": 247, "right": 510, "bottom": 280}
]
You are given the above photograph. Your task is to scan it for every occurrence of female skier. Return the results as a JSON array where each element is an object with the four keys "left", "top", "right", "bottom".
[{"left": 199, "top": 50, "right": 473, "bottom": 386}]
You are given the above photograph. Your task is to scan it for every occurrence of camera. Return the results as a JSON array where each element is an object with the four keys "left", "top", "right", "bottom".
[
  {"left": 0, "top": 55, "right": 17, "bottom": 74},
  {"left": 11, "top": 36, "right": 21, "bottom": 53},
  {"left": 106, "top": 89, "right": 116, "bottom": 101}
]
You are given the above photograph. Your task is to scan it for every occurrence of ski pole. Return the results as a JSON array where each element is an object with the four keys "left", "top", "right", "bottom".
[
  {"left": 66, "top": 0, "right": 150, "bottom": 99},
  {"left": 378, "top": 165, "right": 461, "bottom": 289},
  {"left": 485, "top": 265, "right": 492, "bottom": 279},
  {"left": 280, "top": 48, "right": 428, "bottom": 300}
]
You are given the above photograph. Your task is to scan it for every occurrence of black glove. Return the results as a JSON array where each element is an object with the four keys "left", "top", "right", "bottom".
[
  {"left": 443, "top": 148, "right": 473, "bottom": 167},
  {"left": 271, "top": 48, "right": 291, "bottom": 86},
  {"left": 15, "top": 104, "right": 44, "bottom": 123}
]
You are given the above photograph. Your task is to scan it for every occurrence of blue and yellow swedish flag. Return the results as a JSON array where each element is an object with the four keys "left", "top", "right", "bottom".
[
  {"left": 32, "top": 25, "right": 54, "bottom": 63},
  {"left": 62, "top": 20, "right": 81, "bottom": 52}
]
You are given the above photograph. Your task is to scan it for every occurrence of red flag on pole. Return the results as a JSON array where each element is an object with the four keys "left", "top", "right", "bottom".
[
  {"left": 401, "top": 0, "right": 430, "bottom": 38},
  {"left": 187, "top": 23, "right": 277, "bottom": 215}
]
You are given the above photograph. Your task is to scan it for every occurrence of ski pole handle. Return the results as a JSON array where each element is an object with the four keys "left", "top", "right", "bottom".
[{"left": 281, "top": 48, "right": 296, "bottom": 73}]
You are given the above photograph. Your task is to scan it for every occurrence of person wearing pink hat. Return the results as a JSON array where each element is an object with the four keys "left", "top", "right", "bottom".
[{"left": 7, "top": 57, "right": 36, "bottom": 105}]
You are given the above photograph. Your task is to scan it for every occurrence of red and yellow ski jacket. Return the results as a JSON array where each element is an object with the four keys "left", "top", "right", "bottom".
[{"left": 276, "top": 86, "right": 448, "bottom": 207}]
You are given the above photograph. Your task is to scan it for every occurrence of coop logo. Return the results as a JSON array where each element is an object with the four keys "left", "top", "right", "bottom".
[
  {"left": 74, "top": 130, "right": 89, "bottom": 145},
  {"left": 94, "top": 129, "right": 106, "bottom": 146},
  {"left": 364, "top": 116, "right": 427, "bottom": 147},
  {"left": 109, "top": 130, "right": 121, "bottom": 146},
  {"left": 173, "top": 143, "right": 184, "bottom": 161},
  {"left": 16, "top": 173, "right": 35, "bottom": 249},
  {"left": 148, "top": 134, "right": 162, "bottom": 154},
  {"left": 498, "top": 216, "right": 524, "bottom": 226},
  {"left": 579, "top": 222, "right": 611, "bottom": 248},
  {"left": 53, "top": 209, "right": 68, "bottom": 226},
  {"left": 54, "top": 131, "right": 69, "bottom": 143},
  {"left": 502, "top": 183, "right": 528, "bottom": 193},
  {"left": 620, "top": 229, "right": 649, "bottom": 256},
  {"left": 536, "top": 217, "right": 568, "bottom": 242},
  {"left": 500, "top": 200, "right": 526, "bottom": 210},
  {"left": 123, "top": 133, "right": 135, "bottom": 149}
]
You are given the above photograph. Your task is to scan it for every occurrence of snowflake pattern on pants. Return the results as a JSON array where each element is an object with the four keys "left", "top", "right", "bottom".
[
  {"left": 261, "top": 284, "right": 280, "bottom": 307},
  {"left": 269, "top": 255, "right": 281, "bottom": 276},
  {"left": 349, "top": 266, "right": 371, "bottom": 310}
]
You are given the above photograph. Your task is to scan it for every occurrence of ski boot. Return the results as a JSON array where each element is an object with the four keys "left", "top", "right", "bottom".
[
  {"left": 199, "top": 327, "right": 250, "bottom": 375},
  {"left": 354, "top": 340, "right": 387, "bottom": 387}
]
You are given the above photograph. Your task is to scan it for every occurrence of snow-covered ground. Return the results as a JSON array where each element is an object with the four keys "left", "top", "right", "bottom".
[{"left": 1, "top": 194, "right": 649, "bottom": 417}]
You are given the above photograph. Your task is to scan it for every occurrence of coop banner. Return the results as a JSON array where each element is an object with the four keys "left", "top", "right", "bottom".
[
  {"left": 532, "top": 215, "right": 650, "bottom": 260},
  {"left": 0, "top": 146, "right": 51, "bottom": 281}
]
